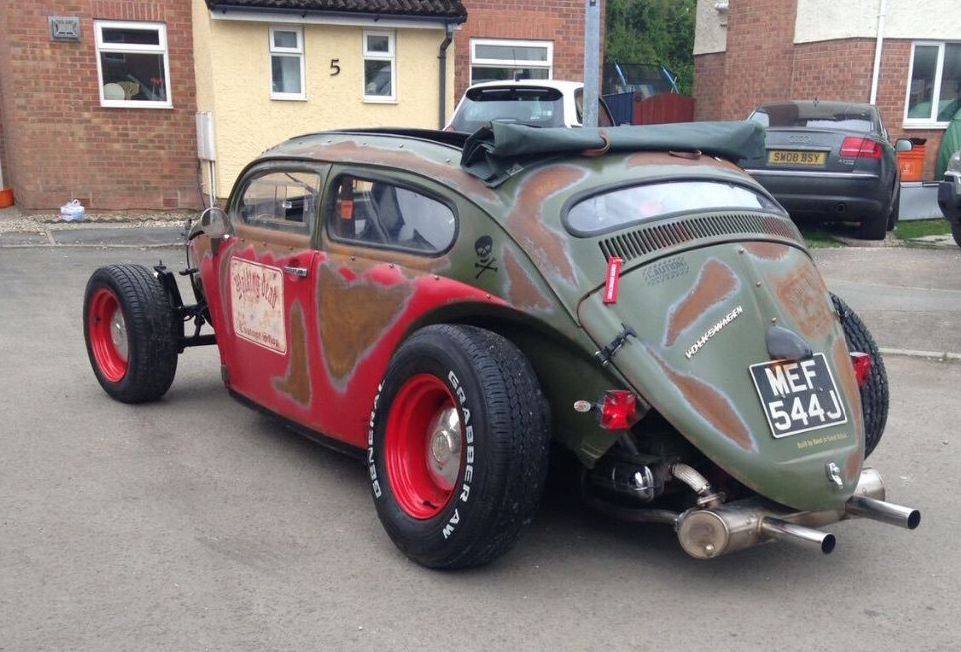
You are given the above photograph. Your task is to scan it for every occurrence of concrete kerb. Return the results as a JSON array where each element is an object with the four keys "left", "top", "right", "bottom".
[{"left": 879, "top": 347, "right": 961, "bottom": 363}]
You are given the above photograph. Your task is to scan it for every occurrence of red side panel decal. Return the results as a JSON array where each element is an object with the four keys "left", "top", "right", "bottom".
[{"left": 603, "top": 257, "right": 623, "bottom": 304}]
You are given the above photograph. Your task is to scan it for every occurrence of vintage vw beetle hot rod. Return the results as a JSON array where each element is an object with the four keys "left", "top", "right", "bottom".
[{"left": 83, "top": 122, "right": 919, "bottom": 568}]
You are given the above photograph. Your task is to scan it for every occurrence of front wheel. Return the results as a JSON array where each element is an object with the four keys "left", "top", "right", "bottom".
[
  {"left": 368, "top": 325, "right": 550, "bottom": 569},
  {"left": 83, "top": 264, "right": 179, "bottom": 403}
]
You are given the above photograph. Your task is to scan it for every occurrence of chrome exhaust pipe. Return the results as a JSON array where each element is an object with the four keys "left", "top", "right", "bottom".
[
  {"left": 845, "top": 495, "right": 921, "bottom": 530},
  {"left": 760, "top": 517, "right": 836, "bottom": 554}
]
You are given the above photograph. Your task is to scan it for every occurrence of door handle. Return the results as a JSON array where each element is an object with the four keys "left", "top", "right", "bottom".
[{"left": 284, "top": 265, "right": 309, "bottom": 278}]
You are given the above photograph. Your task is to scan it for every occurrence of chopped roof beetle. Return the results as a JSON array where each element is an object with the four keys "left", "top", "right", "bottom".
[{"left": 82, "top": 122, "right": 919, "bottom": 568}]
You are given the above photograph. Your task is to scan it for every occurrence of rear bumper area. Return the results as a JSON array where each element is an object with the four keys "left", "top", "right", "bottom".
[
  {"left": 746, "top": 169, "right": 886, "bottom": 219},
  {"left": 939, "top": 177, "right": 961, "bottom": 225}
]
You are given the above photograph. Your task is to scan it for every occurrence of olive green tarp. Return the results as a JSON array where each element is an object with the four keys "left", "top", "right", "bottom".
[
  {"left": 936, "top": 108, "right": 961, "bottom": 180},
  {"left": 460, "top": 121, "right": 766, "bottom": 186}
]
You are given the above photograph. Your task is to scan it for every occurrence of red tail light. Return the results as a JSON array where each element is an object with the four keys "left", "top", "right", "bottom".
[
  {"left": 599, "top": 390, "right": 640, "bottom": 430},
  {"left": 840, "top": 137, "right": 883, "bottom": 160},
  {"left": 850, "top": 352, "right": 873, "bottom": 387}
]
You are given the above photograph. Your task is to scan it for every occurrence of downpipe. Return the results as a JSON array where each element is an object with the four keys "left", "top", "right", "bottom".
[{"left": 676, "top": 468, "right": 921, "bottom": 559}]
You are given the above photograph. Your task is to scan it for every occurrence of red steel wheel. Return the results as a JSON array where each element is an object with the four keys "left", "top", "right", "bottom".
[
  {"left": 83, "top": 264, "right": 179, "bottom": 403},
  {"left": 384, "top": 373, "right": 463, "bottom": 520},
  {"left": 87, "top": 287, "right": 129, "bottom": 383}
]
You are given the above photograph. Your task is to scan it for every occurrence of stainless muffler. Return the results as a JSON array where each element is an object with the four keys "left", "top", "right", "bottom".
[{"left": 676, "top": 468, "right": 920, "bottom": 559}]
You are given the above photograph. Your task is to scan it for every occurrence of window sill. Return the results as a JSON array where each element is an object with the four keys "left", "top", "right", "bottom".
[
  {"left": 902, "top": 121, "right": 949, "bottom": 130},
  {"left": 270, "top": 95, "right": 308, "bottom": 102},
  {"left": 100, "top": 101, "right": 173, "bottom": 109},
  {"left": 363, "top": 97, "right": 398, "bottom": 105}
]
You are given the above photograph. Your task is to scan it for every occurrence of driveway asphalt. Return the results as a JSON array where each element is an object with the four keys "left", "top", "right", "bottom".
[
  {"left": 813, "top": 246, "right": 961, "bottom": 354},
  {"left": 0, "top": 246, "right": 956, "bottom": 651}
]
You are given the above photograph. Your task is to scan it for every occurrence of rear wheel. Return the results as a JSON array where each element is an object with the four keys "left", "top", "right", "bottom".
[
  {"left": 858, "top": 213, "right": 888, "bottom": 240},
  {"left": 831, "top": 294, "right": 888, "bottom": 458},
  {"left": 368, "top": 324, "right": 550, "bottom": 569},
  {"left": 83, "top": 264, "right": 179, "bottom": 403},
  {"left": 887, "top": 185, "right": 901, "bottom": 231}
]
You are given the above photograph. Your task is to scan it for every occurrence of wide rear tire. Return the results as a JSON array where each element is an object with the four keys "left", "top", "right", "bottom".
[
  {"left": 831, "top": 294, "right": 888, "bottom": 458},
  {"left": 368, "top": 325, "right": 550, "bottom": 569},
  {"left": 83, "top": 264, "right": 179, "bottom": 403}
]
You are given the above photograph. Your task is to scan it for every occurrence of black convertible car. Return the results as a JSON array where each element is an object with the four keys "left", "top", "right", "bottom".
[{"left": 743, "top": 101, "right": 910, "bottom": 240}]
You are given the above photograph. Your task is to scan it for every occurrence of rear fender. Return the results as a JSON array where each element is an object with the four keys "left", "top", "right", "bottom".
[{"left": 578, "top": 241, "right": 864, "bottom": 511}]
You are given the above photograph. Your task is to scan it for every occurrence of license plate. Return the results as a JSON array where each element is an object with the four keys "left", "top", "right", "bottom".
[
  {"left": 749, "top": 353, "right": 847, "bottom": 438},
  {"left": 767, "top": 150, "right": 828, "bottom": 166}
]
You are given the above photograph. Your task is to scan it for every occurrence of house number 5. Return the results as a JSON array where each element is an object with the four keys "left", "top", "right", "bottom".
[{"left": 330, "top": 59, "right": 341, "bottom": 76}]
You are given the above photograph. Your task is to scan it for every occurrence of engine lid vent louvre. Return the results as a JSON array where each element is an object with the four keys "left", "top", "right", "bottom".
[{"left": 598, "top": 213, "right": 802, "bottom": 262}]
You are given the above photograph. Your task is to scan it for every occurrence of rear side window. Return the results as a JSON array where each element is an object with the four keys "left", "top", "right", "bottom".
[
  {"left": 566, "top": 181, "right": 783, "bottom": 235},
  {"left": 750, "top": 104, "right": 875, "bottom": 132},
  {"left": 328, "top": 176, "right": 456, "bottom": 254},
  {"left": 239, "top": 170, "right": 321, "bottom": 233},
  {"left": 450, "top": 86, "right": 564, "bottom": 132}
]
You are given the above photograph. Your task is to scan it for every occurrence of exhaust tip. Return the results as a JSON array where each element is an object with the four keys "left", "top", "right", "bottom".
[
  {"left": 821, "top": 533, "right": 837, "bottom": 554},
  {"left": 906, "top": 510, "right": 921, "bottom": 530}
]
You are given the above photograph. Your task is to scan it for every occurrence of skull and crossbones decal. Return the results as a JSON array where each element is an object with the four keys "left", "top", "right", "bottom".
[{"left": 473, "top": 235, "right": 498, "bottom": 279}]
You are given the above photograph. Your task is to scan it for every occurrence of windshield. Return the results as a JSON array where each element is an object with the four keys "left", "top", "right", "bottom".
[
  {"left": 450, "top": 87, "right": 565, "bottom": 132},
  {"left": 750, "top": 104, "right": 875, "bottom": 132},
  {"left": 567, "top": 181, "right": 783, "bottom": 235}
]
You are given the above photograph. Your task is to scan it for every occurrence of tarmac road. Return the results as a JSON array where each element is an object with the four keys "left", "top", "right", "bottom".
[{"left": 0, "top": 246, "right": 957, "bottom": 651}]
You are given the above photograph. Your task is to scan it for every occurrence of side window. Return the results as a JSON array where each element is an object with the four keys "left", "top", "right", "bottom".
[
  {"left": 329, "top": 176, "right": 456, "bottom": 254},
  {"left": 240, "top": 170, "right": 321, "bottom": 233}
]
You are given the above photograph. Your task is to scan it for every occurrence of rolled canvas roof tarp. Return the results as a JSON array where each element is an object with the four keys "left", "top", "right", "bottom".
[{"left": 461, "top": 121, "right": 766, "bottom": 186}]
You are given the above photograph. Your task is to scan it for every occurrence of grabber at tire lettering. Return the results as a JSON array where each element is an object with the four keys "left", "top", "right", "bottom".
[{"left": 368, "top": 324, "right": 551, "bottom": 569}]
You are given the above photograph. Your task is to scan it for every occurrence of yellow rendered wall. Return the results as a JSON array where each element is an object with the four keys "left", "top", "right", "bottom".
[{"left": 192, "top": 2, "right": 456, "bottom": 198}]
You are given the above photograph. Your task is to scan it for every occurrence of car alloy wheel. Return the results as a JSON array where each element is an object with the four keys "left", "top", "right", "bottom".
[{"left": 384, "top": 373, "right": 464, "bottom": 520}]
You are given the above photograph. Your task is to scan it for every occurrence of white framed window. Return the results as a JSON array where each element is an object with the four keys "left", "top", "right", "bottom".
[
  {"left": 470, "top": 39, "right": 553, "bottom": 84},
  {"left": 363, "top": 30, "right": 396, "bottom": 103},
  {"left": 904, "top": 41, "right": 961, "bottom": 128},
  {"left": 94, "top": 21, "right": 172, "bottom": 109},
  {"left": 270, "top": 25, "right": 306, "bottom": 100}
]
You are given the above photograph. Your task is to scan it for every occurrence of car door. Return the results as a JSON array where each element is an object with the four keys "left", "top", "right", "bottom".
[
  {"left": 218, "top": 164, "right": 329, "bottom": 423},
  {"left": 311, "top": 168, "right": 459, "bottom": 448}
]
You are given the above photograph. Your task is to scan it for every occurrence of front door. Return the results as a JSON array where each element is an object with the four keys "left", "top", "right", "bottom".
[{"left": 218, "top": 166, "right": 327, "bottom": 424}]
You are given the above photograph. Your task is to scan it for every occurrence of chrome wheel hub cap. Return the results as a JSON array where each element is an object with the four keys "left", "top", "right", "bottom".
[
  {"left": 427, "top": 406, "right": 462, "bottom": 490},
  {"left": 110, "top": 307, "right": 128, "bottom": 362}
]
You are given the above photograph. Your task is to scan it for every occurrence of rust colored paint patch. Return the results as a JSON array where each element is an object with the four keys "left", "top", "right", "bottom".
[
  {"left": 623, "top": 152, "right": 750, "bottom": 175},
  {"left": 664, "top": 259, "right": 739, "bottom": 347},
  {"left": 505, "top": 165, "right": 586, "bottom": 286},
  {"left": 743, "top": 241, "right": 789, "bottom": 261},
  {"left": 775, "top": 262, "right": 835, "bottom": 340},
  {"left": 316, "top": 264, "right": 409, "bottom": 384},
  {"left": 654, "top": 354, "right": 755, "bottom": 452},
  {"left": 273, "top": 302, "right": 311, "bottom": 406},
  {"left": 503, "top": 249, "right": 553, "bottom": 312}
]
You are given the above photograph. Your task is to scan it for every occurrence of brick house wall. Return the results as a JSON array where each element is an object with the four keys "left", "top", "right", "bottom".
[
  {"left": 0, "top": 1, "right": 201, "bottom": 210},
  {"left": 719, "top": 0, "right": 798, "bottom": 120},
  {"left": 693, "top": 3, "right": 945, "bottom": 179},
  {"left": 453, "top": 0, "right": 605, "bottom": 100},
  {"left": 693, "top": 51, "right": 725, "bottom": 120}
]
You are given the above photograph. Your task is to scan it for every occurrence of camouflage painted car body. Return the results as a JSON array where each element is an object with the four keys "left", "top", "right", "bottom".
[{"left": 188, "top": 129, "right": 862, "bottom": 515}]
